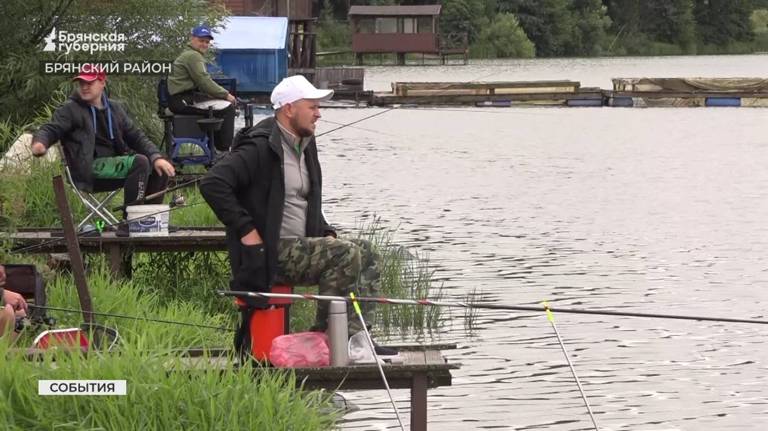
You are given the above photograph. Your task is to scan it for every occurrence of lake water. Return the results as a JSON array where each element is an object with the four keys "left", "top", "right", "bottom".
[{"left": 311, "top": 55, "right": 768, "bottom": 430}]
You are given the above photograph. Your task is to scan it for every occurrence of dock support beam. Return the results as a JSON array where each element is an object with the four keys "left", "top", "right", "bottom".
[{"left": 410, "top": 373, "right": 428, "bottom": 430}]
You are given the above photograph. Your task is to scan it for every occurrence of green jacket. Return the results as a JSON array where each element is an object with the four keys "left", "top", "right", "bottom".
[{"left": 167, "top": 45, "right": 228, "bottom": 98}]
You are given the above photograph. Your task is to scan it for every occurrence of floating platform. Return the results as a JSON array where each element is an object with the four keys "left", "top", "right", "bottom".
[
  {"left": 350, "top": 78, "right": 768, "bottom": 108},
  {"left": 370, "top": 80, "right": 605, "bottom": 107}
]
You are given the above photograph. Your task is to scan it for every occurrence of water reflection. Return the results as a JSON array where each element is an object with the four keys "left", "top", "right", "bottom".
[{"left": 293, "top": 57, "right": 768, "bottom": 430}]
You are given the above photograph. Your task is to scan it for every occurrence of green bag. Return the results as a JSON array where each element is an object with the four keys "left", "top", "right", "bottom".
[{"left": 92, "top": 155, "right": 136, "bottom": 180}]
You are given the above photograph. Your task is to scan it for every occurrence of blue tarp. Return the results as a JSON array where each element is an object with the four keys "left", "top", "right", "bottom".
[
  {"left": 214, "top": 17, "right": 288, "bottom": 50},
  {"left": 211, "top": 17, "right": 289, "bottom": 95}
]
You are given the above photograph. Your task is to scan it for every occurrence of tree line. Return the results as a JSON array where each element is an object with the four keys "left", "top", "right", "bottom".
[{"left": 319, "top": 0, "right": 768, "bottom": 57}]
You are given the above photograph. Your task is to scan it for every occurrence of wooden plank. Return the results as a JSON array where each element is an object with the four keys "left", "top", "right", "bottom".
[
  {"left": 388, "top": 342, "right": 457, "bottom": 351},
  {"left": 52, "top": 175, "right": 94, "bottom": 323},
  {"left": 613, "top": 91, "right": 768, "bottom": 98},
  {"left": 9, "top": 228, "right": 229, "bottom": 254},
  {"left": 397, "top": 86, "right": 579, "bottom": 96},
  {"left": 402, "top": 350, "right": 427, "bottom": 366},
  {"left": 424, "top": 350, "right": 445, "bottom": 365},
  {"left": 175, "top": 343, "right": 457, "bottom": 357},
  {"left": 371, "top": 90, "right": 603, "bottom": 107},
  {"left": 393, "top": 80, "right": 580, "bottom": 90}
]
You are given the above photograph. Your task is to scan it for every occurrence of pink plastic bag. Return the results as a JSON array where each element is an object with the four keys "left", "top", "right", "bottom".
[{"left": 269, "top": 332, "right": 330, "bottom": 368}]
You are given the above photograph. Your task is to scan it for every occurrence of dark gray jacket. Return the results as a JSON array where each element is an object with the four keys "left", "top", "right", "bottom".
[
  {"left": 33, "top": 94, "right": 162, "bottom": 191},
  {"left": 200, "top": 117, "right": 334, "bottom": 283}
]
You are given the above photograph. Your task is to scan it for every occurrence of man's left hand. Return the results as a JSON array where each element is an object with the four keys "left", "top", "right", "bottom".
[{"left": 153, "top": 158, "right": 176, "bottom": 177}]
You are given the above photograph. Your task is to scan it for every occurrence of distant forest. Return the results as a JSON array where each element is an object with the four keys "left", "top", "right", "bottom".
[{"left": 317, "top": 0, "right": 768, "bottom": 58}]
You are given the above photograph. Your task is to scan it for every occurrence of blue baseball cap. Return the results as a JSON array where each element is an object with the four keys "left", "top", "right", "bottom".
[{"left": 191, "top": 25, "right": 213, "bottom": 40}]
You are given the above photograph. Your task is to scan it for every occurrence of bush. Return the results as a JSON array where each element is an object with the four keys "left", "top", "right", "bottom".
[
  {"left": 471, "top": 13, "right": 535, "bottom": 59},
  {"left": 316, "top": 19, "right": 351, "bottom": 53}
]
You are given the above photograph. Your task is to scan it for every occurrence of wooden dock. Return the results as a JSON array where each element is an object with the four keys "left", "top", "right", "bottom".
[
  {"left": 9, "top": 227, "right": 228, "bottom": 277},
  {"left": 178, "top": 343, "right": 460, "bottom": 431}
]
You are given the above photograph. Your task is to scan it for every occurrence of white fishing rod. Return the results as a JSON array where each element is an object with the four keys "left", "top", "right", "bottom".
[
  {"left": 350, "top": 293, "right": 406, "bottom": 431},
  {"left": 543, "top": 302, "right": 599, "bottom": 430}
]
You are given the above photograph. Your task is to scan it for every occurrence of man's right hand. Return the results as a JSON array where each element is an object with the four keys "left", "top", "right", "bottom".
[
  {"left": 31, "top": 141, "right": 47, "bottom": 157},
  {"left": 2, "top": 289, "right": 28, "bottom": 317},
  {"left": 240, "top": 229, "right": 263, "bottom": 245},
  {"left": 226, "top": 93, "right": 237, "bottom": 104}
]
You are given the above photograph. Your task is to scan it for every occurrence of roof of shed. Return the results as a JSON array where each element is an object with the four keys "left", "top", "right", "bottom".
[{"left": 348, "top": 5, "right": 441, "bottom": 16}]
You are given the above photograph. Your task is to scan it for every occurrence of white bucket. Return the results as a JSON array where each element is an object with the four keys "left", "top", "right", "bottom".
[{"left": 125, "top": 204, "right": 169, "bottom": 237}]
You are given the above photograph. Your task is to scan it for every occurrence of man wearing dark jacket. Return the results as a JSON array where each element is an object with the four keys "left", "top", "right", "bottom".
[
  {"left": 31, "top": 66, "right": 175, "bottom": 233},
  {"left": 201, "top": 75, "right": 393, "bottom": 354}
]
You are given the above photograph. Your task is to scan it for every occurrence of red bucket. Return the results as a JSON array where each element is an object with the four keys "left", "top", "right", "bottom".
[{"left": 233, "top": 285, "right": 293, "bottom": 361}]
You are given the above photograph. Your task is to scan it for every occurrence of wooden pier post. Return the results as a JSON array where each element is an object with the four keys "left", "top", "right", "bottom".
[{"left": 52, "top": 175, "right": 95, "bottom": 323}]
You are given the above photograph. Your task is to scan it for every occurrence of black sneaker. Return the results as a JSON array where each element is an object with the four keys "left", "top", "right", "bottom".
[
  {"left": 371, "top": 339, "right": 398, "bottom": 356},
  {"left": 115, "top": 222, "right": 130, "bottom": 237},
  {"left": 308, "top": 324, "right": 327, "bottom": 333}
]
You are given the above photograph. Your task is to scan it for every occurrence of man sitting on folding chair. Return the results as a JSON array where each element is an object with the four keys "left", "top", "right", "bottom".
[
  {"left": 30, "top": 65, "right": 176, "bottom": 236},
  {"left": 167, "top": 24, "right": 236, "bottom": 151}
]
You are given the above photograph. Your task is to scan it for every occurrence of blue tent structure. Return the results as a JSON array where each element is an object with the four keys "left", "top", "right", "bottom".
[{"left": 210, "top": 16, "right": 289, "bottom": 95}]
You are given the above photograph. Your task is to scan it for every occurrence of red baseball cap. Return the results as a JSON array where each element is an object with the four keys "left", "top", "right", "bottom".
[{"left": 72, "top": 64, "right": 106, "bottom": 82}]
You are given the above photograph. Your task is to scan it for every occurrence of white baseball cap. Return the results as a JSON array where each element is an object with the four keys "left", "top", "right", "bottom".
[{"left": 271, "top": 75, "right": 334, "bottom": 110}]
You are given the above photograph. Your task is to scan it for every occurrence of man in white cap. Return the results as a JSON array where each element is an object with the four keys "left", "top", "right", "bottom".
[{"left": 201, "top": 75, "right": 394, "bottom": 355}]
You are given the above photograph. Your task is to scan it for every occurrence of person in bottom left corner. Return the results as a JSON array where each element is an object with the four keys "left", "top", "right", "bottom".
[
  {"left": 0, "top": 264, "right": 27, "bottom": 340},
  {"left": 30, "top": 64, "right": 176, "bottom": 236}
]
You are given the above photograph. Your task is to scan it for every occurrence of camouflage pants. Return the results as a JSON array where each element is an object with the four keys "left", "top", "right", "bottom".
[{"left": 274, "top": 237, "right": 381, "bottom": 334}]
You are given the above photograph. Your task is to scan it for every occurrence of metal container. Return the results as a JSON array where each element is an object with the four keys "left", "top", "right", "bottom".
[{"left": 328, "top": 301, "right": 349, "bottom": 366}]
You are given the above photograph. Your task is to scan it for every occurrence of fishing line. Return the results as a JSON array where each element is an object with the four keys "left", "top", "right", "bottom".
[
  {"left": 316, "top": 118, "right": 397, "bottom": 137},
  {"left": 28, "top": 304, "right": 233, "bottom": 332},
  {"left": 216, "top": 291, "right": 768, "bottom": 326},
  {"left": 395, "top": 106, "right": 553, "bottom": 116}
]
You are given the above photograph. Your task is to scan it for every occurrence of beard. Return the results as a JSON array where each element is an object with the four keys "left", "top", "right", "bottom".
[{"left": 290, "top": 116, "right": 315, "bottom": 138}]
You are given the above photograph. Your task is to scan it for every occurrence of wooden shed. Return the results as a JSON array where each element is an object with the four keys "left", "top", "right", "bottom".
[
  {"left": 348, "top": 5, "right": 444, "bottom": 65},
  {"left": 220, "top": 0, "right": 315, "bottom": 19}
]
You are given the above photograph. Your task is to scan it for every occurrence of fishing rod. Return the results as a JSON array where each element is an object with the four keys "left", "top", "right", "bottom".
[
  {"left": 316, "top": 107, "right": 395, "bottom": 137},
  {"left": 28, "top": 304, "right": 233, "bottom": 332},
  {"left": 543, "top": 302, "right": 599, "bottom": 431},
  {"left": 112, "top": 176, "right": 202, "bottom": 212},
  {"left": 349, "top": 293, "right": 406, "bottom": 431},
  {"left": 10, "top": 201, "right": 204, "bottom": 255},
  {"left": 216, "top": 291, "right": 768, "bottom": 326}
]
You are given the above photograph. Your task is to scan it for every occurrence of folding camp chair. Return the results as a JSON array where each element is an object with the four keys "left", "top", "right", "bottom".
[
  {"left": 157, "top": 78, "right": 218, "bottom": 167},
  {"left": 57, "top": 145, "right": 121, "bottom": 231}
]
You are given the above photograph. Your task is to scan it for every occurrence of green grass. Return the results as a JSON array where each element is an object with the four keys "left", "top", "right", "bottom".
[{"left": 0, "top": 264, "right": 339, "bottom": 430}]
